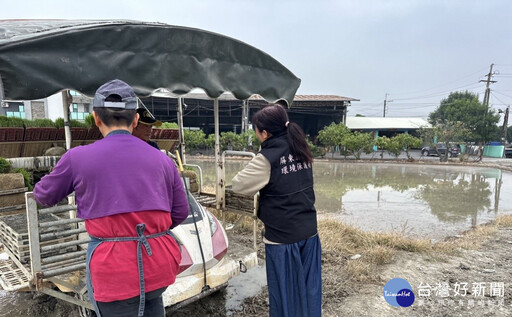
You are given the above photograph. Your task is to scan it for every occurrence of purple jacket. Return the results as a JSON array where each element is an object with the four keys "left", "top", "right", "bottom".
[{"left": 33, "top": 133, "right": 189, "bottom": 227}]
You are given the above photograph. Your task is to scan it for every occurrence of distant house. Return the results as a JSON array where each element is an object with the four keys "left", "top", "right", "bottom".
[
  {"left": 0, "top": 100, "right": 43, "bottom": 119},
  {"left": 0, "top": 90, "right": 91, "bottom": 122},
  {"left": 345, "top": 117, "right": 431, "bottom": 139}
]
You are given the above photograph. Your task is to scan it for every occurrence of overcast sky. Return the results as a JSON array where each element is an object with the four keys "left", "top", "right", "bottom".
[{"left": 3, "top": 0, "right": 512, "bottom": 119}]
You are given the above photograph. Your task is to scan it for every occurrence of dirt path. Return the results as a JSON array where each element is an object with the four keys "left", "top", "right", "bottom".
[
  {"left": 332, "top": 227, "right": 512, "bottom": 317},
  {"left": 223, "top": 225, "right": 512, "bottom": 317}
]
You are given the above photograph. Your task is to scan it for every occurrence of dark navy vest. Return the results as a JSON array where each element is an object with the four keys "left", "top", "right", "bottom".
[{"left": 259, "top": 132, "right": 317, "bottom": 244}]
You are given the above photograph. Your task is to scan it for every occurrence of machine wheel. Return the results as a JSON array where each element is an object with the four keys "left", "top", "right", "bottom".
[{"left": 422, "top": 150, "right": 429, "bottom": 156}]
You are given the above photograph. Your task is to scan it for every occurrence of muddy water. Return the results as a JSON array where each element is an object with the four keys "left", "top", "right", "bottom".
[
  {"left": 0, "top": 287, "right": 76, "bottom": 317},
  {"left": 189, "top": 159, "right": 512, "bottom": 240},
  {"left": 0, "top": 290, "right": 29, "bottom": 316}
]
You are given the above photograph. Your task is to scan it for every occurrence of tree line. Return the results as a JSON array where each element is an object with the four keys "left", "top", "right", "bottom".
[
  {"left": 183, "top": 90, "right": 505, "bottom": 160},
  {"left": 183, "top": 125, "right": 420, "bottom": 160}
]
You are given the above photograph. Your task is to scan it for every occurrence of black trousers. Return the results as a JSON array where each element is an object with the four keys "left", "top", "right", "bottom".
[{"left": 96, "top": 287, "right": 167, "bottom": 317}]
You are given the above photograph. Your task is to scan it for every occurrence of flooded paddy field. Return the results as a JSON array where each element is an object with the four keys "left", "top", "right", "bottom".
[{"left": 190, "top": 158, "right": 512, "bottom": 240}]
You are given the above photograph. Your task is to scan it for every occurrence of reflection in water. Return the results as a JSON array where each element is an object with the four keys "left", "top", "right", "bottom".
[
  {"left": 188, "top": 159, "right": 512, "bottom": 239},
  {"left": 416, "top": 173, "right": 492, "bottom": 226}
]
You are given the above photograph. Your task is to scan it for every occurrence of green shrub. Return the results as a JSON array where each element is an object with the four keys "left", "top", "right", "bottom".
[
  {"left": 11, "top": 168, "right": 33, "bottom": 190},
  {"left": 205, "top": 134, "right": 216, "bottom": 150},
  {"left": 308, "top": 140, "right": 326, "bottom": 158},
  {"left": 55, "top": 117, "right": 87, "bottom": 128},
  {"left": 55, "top": 118, "right": 65, "bottom": 129},
  {"left": 220, "top": 131, "right": 244, "bottom": 151},
  {"left": 85, "top": 114, "right": 96, "bottom": 128},
  {"left": 184, "top": 129, "right": 206, "bottom": 150},
  {"left": 0, "top": 116, "right": 25, "bottom": 127},
  {"left": 159, "top": 122, "right": 179, "bottom": 129},
  {"left": 70, "top": 119, "right": 87, "bottom": 128},
  {"left": 343, "top": 132, "right": 374, "bottom": 159},
  {"left": 23, "top": 118, "right": 56, "bottom": 127},
  {"left": 391, "top": 133, "right": 421, "bottom": 159},
  {"left": 241, "top": 129, "right": 261, "bottom": 151},
  {"left": 0, "top": 157, "right": 11, "bottom": 173}
]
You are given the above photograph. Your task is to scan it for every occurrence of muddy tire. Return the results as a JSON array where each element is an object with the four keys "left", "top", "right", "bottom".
[{"left": 422, "top": 150, "right": 429, "bottom": 156}]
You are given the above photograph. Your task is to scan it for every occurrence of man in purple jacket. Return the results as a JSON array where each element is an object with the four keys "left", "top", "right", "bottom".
[{"left": 33, "top": 79, "right": 189, "bottom": 317}]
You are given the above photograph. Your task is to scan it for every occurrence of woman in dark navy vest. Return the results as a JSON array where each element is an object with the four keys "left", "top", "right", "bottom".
[{"left": 232, "top": 103, "right": 322, "bottom": 317}]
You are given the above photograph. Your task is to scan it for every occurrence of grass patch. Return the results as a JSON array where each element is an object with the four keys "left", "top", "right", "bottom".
[
  {"left": 495, "top": 214, "right": 512, "bottom": 227},
  {"left": 345, "top": 260, "right": 374, "bottom": 282},
  {"left": 318, "top": 215, "right": 510, "bottom": 283},
  {"left": 319, "top": 219, "right": 435, "bottom": 282},
  {"left": 366, "top": 245, "right": 395, "bottom": 265},
  {"left": 435, "top": 215, "right": 512, "bottom": 252},
  {"left": 450, "top": 225, "right": 497, "bottom": 250},
  {"left": 202, "top": 193, "right": 512, "bottom": 285},
  {"left": 319, "top": 219, "right": 433, "bottom": 259}
]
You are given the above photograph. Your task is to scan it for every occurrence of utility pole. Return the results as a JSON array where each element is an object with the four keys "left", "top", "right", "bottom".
[
  {"left": 477, "top": 63, "right": 498, "bottom": 159},
  {"left": 480, "top": 63, "right": 497, "bottom": 107},
  {"left": 502, "top": 106, "right": 510, "bottom": 144},
  {"left": 383, "top": 93, "right": 393, "bottom": 117}
]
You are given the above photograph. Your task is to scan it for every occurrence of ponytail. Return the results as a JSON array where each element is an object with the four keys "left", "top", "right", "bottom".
[{"left": 287, "top": 122, "right": 313, "bottom": 164}]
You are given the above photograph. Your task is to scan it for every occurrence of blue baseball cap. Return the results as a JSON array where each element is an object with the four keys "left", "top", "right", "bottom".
[{"left": 93, "top": 79, "right": 138, "bottom": 109}]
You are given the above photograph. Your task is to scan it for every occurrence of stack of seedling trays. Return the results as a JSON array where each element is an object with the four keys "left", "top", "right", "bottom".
[
  {"left": 224, "top": 187, "right": 256, "bottom": 214},
  {"left": 0, "top": 213, "right": 77, "bottom": 264},
  {"left": 0, "top": 173, "right": 27, "bottom": 215},
  {"left": 0, "top": 254, "right": 29, "bottom": 291}
]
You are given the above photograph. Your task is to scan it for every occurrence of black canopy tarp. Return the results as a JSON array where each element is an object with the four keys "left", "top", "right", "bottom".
[{"left": 0, "top": 20, "right": 300, "bottom": 105}]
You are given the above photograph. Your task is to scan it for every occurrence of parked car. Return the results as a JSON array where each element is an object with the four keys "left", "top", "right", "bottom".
[
  {"left": 505, "top": 147, "right": 512, "bottom": 158},
  {"left": 421, "top": 143, "right": 460, "bottom": 157}
]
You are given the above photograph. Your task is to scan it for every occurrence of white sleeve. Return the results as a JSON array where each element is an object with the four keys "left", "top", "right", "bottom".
[{"left": 231, "top": 153, "right": 271, "bottom": 196}]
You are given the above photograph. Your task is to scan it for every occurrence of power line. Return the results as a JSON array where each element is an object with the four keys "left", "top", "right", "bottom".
[
  {"left": 491, "top": 93, "right": 509, "bottom": 106},
  {"left": 391, "top": 82, "right": 481, "bottom": 101},
  {"left": 386, "top": 66, "right": 489, "bottom": 97},
  {"left": 493, "top": 90, "right": 512, "bottom": 99}
]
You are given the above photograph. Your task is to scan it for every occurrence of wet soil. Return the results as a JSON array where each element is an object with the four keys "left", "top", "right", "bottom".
[
  {"left": 0, "top": 289, "right": 80, "bottom": 317},
  {"left": 2, "top": 219, "right": 512, "bottom": 317},
  {"left": 233, "top": 227, "right": 512, "bottom": 317}
]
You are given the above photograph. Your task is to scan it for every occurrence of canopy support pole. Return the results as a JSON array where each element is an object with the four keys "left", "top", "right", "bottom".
[
  {"left": 241, "top": 100, "right": 249, "bottom": 133},
  {"left": 61, "top": 90, "right": 72, "bottom": 150},
  {"left": 214, "top": 98, "right": 223, "bottom": 210},
  {"left": 177, "top": 97, "right": 186, "bottom": 164}
]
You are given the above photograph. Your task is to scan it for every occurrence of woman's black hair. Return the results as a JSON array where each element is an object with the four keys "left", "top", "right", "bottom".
[{"left": 252, "top": 103, "right": 313, "bottom": 163}]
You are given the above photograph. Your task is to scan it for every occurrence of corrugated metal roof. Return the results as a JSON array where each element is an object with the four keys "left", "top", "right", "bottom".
[
  {"left": 346, "top": 117, "right": 431, "bottom": 130},
  {"left": 250, "top": 94, "right": 359, "bottom": 102},
  {"left": 153, "top": 90, "right": 359, "bottom": 102}
]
